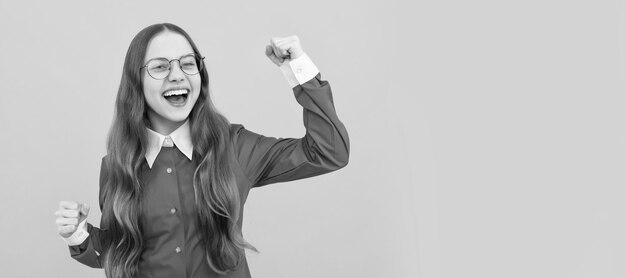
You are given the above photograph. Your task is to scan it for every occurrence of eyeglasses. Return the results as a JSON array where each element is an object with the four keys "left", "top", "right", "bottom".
[{"left": 140, "top": 53, "right": 205, "bottom": 80}]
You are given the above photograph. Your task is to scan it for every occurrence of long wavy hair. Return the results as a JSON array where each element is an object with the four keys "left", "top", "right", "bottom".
[{"left": 99, "top": 23, "right": 258, "bottom": 278}]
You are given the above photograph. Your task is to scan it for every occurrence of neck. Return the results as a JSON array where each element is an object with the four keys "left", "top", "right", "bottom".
[{"left": 147, "top": 110, "right": 186, "bottom": 135}]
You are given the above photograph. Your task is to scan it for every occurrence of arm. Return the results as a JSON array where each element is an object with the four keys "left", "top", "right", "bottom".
[
  {"left": 66, "top": 157, "right": 108, "bottom": 268},
  {"left": 232, "top": 66, "right": 350, "bottom": 188},
  {"left": 68, "top": 222, "right": 104, "bottom": 268}
]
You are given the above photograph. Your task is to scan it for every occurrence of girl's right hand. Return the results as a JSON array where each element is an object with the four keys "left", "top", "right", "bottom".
[{"left": 55, "top": 201, "right": 90, "bottom": 238}]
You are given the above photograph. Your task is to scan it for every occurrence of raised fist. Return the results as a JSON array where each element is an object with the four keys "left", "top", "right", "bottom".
[
  {"left": 55, "top": 201, "right": 90, "bottom": 238},
  {"left": 265, "top": 35, "right": 305, "bottom": 67}
]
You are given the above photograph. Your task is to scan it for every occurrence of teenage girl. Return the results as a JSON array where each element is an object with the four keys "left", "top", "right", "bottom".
[{"left": 53, "top": 23, "right": 349, "bottom": 278}]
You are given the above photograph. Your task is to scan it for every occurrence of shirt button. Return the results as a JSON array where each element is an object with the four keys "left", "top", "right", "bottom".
[
  {"left": 163, "top": 137, "right": 174, "bottom": 147},
  {"left": 170, "top": 208, "right": 177, "bottom": 214},
  {"left": 175, "top": 247, "right": 181, "bottom": 253},
  {"left": 166, "top": 168, "right": 172, "bottom": 173}
]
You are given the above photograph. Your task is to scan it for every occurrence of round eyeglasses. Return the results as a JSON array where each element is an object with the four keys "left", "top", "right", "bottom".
[{"left": 140, "top": 53, "right": 205, "bottom": 80}]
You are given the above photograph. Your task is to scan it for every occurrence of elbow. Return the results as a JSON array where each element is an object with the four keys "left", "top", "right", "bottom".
[
  {"left": 335, "top": 130, "right": 350, "bottom": 169},
  {"left": 72, "top": 255, "right": 103, "bottom": 269},
  {"left": 306, "top": 129, "right": 350, "bottom": 172},
  {"left": 336, "top": 146, "right": 350, "bottom": 169},
  {"left": 309, "top": 142, "right": 349, "bottom": 172},
  {"left": 329, "top": 139, "right": 350, "bottom": 171}
]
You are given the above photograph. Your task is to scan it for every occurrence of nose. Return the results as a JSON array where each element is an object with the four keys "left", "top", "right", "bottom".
[{"left": 167, "top": 60, "right": 185, "bottom": 83}]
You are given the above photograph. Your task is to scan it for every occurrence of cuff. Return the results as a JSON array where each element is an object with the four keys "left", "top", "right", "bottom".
[
  {"left": 62, "top": 219, "right": 89, "bottom": 246},
  {"left": 279, "top": 52, "right": 320, "bottom": 88}
]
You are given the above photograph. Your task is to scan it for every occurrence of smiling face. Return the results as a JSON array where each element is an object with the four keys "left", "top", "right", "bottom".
[{"left": 142, "top": 31, "right": 201, "bottom": 135}]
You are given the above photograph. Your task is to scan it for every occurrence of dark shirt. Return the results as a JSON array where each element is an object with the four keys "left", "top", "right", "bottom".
[{"left": 68, "top": 73, "right": 350, "bottom": 277}]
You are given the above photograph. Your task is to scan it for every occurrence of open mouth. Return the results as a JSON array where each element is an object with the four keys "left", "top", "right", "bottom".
[{"left": 162, "top": 89, "right": 189, "bottom": 106}]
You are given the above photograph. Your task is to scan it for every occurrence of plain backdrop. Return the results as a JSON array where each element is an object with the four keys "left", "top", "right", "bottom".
[{"left": 0, "top": 0, "right": 625, "bottom": 277}]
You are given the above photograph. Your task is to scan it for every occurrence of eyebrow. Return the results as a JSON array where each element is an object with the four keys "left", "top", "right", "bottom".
[{"left": 144, "top": 52, "right": 196, "bottom": 62}]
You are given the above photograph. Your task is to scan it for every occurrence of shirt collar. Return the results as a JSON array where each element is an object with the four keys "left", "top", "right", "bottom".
[{"left": 145, "top": 120, "right": 193, "bottom": 168}]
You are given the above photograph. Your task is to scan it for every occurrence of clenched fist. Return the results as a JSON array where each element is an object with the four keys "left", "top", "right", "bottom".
[
  {"left": 265, "top": 35, "right": 305, "bottom": 66},
  {"left": 55, "top": 201, "right": 90, "bottom": 238}
]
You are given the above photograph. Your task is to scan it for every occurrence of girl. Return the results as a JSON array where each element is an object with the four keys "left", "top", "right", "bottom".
[{"left": 53, "top": 23, "right": 349, "bottom": 278}]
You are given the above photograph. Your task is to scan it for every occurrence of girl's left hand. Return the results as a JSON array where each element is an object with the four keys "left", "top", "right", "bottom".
[{"left": 265, "top": 35, "right": 305, "bottom": 67}]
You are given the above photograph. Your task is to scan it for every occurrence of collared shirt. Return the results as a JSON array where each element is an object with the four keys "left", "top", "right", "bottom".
[
  {"left": 145, "top": 119, "right": 193, "bottom": 168},
  {"left": 65, "top": 53, "right": 350, "bottom": 278},
  {"left": 63, "top": 52, "right": 319, "bottom": 246}
]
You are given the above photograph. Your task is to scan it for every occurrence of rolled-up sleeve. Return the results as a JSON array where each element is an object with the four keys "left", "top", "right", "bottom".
[{"left": 231, "top": 73, "right": 350, "bottom": 188}]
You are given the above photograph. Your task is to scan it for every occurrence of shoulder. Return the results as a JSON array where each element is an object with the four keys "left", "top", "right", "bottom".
[
  {"left": 229, "top": 123, "right": 245, "bottom": 142},
  {"left": 229, "top": 123, "right": 245, "bottom": 134},
  {"left": 99, "top": 154, "right": 111, "bottom": 170},
  {"left": 98, "top": 155, "right": 110, "bottom": 180},
  {"left": 99, "top": 155, "right": 108, "bottom": 169},
  {"left": 228, "top": 123, "right": 266, "bottom": 159},
  {"left": 228, "top": 123, "right": 251, "bottom": 148}
]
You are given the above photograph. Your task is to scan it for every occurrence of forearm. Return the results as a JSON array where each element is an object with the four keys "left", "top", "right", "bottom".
[
  {"left": 67, "top": 222, "right": 104, "bottom": 268},
  {"left": 294, "top": 74, "right": 350, "bottom": 170},
  {"left": 236, "top": 48, "right": 350, "bottom": 187}
]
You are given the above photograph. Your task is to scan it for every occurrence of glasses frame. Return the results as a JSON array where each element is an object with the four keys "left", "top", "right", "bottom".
[{"left": 140, "top": 53, "right": 205, "bottom": 80}]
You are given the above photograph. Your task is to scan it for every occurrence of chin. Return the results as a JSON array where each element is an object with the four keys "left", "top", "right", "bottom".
[{"left": 166, "top": 113, "right": 191, "bottom": 123}]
